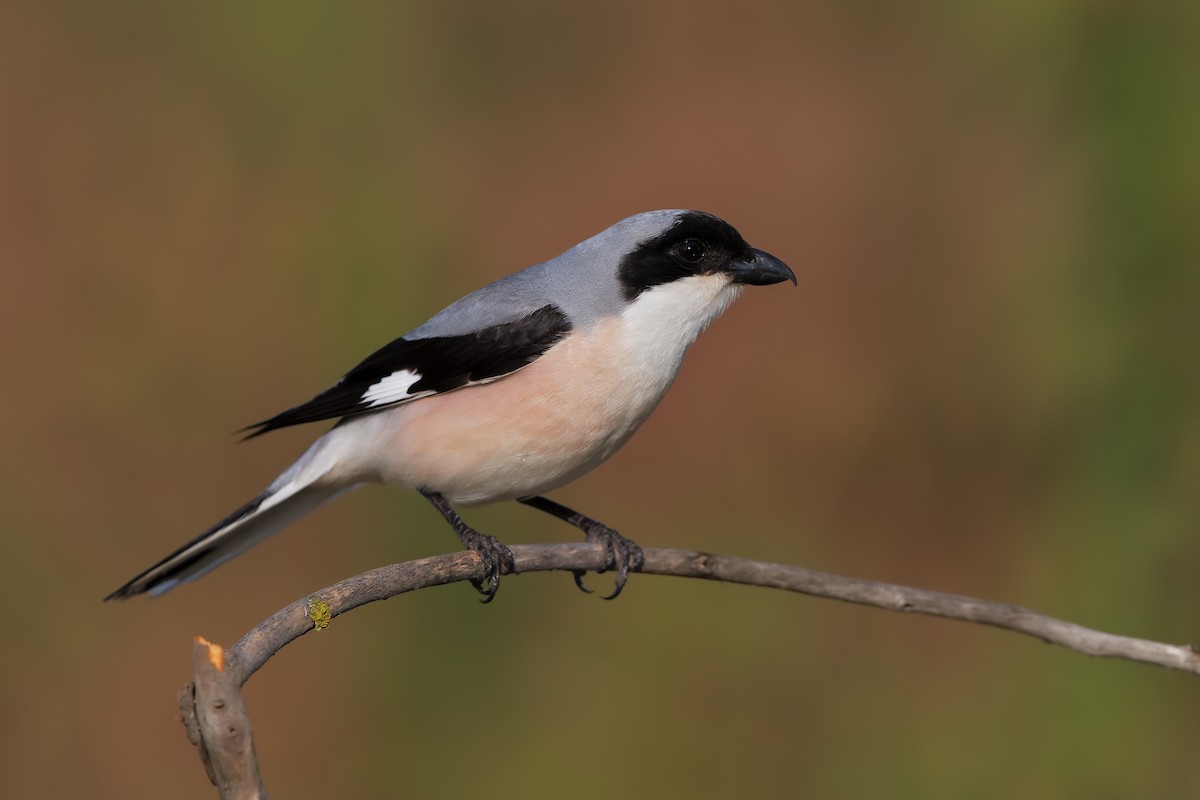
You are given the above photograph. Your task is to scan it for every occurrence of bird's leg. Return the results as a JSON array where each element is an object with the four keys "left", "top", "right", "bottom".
[
  {"left": 516, "top": 495, "right": 643, "bottom": 599},
  {"left": 422, "top": 491, "right": 514, "bottom": 603}
]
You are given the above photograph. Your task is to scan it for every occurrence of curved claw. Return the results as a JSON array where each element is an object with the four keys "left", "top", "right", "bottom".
[
  {"left": 571, "top": 570, "right": 595, "bottom": 594},
  {"left": 598, "top": 534, "right": 644, "bottom": 600},
  {"left": 462, "top": 532, "right": 514, "bottom": 604},
  {"left": 472, "top": 572, "right": 501, "bottom": 604},
  {"left": 574, "top": 525, "right": 644, "bottom": 600},
  {"left": 515, "top": 496, "right": 643, "bottom": 599}
]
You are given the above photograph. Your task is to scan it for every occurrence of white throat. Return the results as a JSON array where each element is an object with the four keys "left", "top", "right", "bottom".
[{"left": 617, "top": 274, "right": 745, "bottom": 386}]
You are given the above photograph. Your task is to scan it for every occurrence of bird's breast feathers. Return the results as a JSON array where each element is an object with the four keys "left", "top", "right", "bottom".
[{"left": 363, "top": 274, "right": 742, "bottom": 504}]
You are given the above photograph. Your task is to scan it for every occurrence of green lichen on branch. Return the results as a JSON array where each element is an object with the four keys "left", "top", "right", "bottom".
[{"left": 306, "top": 596, "right": 332, "bottom": 631}]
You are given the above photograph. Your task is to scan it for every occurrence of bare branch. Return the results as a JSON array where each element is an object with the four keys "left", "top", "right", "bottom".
[
  {"left": 181, "top": 542, "right": 1198, "bottom": 797},
  {"left": 180, "top": 637, "right": 268, "bottom": 800},
  {"left": 219, "top": 543, "right": 1200, "bottom": 687}
]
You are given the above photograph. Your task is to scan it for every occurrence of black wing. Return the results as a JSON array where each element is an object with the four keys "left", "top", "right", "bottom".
[{"left": 242, "top": 304, "right": 572, "bottom": 438}]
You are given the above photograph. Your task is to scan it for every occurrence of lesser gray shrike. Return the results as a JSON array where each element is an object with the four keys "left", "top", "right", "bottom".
[{"left": 107, "top": 210, "right": 794, "bottom": 603}]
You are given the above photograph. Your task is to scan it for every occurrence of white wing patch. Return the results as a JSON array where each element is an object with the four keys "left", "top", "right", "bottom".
[{"left": 362, "top": 369, "right": 422, "bottom": 408}]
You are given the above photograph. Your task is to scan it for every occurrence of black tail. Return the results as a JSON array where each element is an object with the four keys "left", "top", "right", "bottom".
[{"left": 105, "top": 480, "right": 343, "bottom": 599}]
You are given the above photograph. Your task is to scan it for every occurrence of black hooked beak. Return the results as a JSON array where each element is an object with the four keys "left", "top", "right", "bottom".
[{"left": 726, "top": 248, "right": 796, "bottom": 286}]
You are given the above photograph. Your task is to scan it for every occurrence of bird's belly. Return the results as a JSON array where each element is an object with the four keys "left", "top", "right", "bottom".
[{"left": 371, "top": 318, "right": 675, "bottom": 505}]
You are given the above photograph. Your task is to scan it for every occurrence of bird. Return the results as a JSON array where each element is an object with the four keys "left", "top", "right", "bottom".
[{"left": 106, "top": 209, "right": 794, "bottom": 603}]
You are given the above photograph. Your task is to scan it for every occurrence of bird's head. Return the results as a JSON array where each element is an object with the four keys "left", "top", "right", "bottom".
[{"left": 614, "top": 210, "right": 794, "bottom": 301}]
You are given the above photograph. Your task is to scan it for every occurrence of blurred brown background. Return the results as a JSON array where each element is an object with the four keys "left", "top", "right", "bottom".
[{"left": 3, "top": 1, "right": 1199, "bottom": 797}]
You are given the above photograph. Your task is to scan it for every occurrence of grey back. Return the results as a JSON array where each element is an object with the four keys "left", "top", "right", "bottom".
[{"left": 407, "top": 210, "right": 685, "bottom": 339}]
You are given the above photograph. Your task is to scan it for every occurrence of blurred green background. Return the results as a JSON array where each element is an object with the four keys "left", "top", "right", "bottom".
[{"left": 3, "top": 1, "right": 1199, "bottom": 797}]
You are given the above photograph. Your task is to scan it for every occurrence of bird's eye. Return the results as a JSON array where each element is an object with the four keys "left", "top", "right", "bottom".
[{"left": 674, "top": 238, "right": 708, "bottom": 264}]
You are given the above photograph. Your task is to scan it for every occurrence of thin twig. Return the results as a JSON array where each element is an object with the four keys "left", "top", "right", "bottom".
[
  {"left": 182, "top": 543, "right": 1200, "bottom": 798},
  {"left": 219, "top": 543, "right": 1200, "bottom": 686}
]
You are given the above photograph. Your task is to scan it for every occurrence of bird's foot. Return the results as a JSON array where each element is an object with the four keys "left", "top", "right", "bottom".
[
  {"left": 459, "top": 529, "right": 516, "bottom": 604},
  {"left": 423, "top": 490, "right": 515, "bottom": 603},
  {"left": 575, "top": 522, "right": 644, "bottom": 600},
  {"left": 514, "top": 496, "right": 643, "bottom": 600}
]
